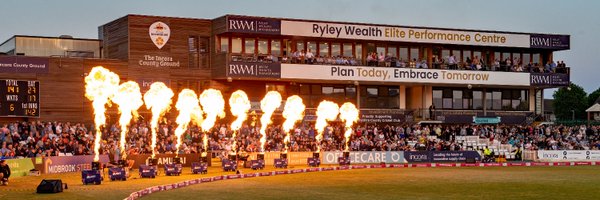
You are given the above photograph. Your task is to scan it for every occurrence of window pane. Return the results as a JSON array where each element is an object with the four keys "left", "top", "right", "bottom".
[
  {"left": 307, "top": 41, "right": 317, "bottom": 55},
  {"left": 271, "top": 40, "right": 281, "bottom": 56},
  {"left": 332, "top": 43, "right": 341, "bottom": 56},
  {"left": 532, "top": 53, "right": 540, "bottom": 64},
  {"left": 433, "top": 90, "right": 443, "bottom": 108},
  {"left": 388, "top": 88, "right": 399, "bottom": 96},
  {"left": 322, "top": 86, "right": 333, "bottom": 95},
  {"left": 493, "top": 91, "right": 502, "bottom": 110},
  {"left": 463, "top": 50, "right": 471, "bottom": 63},
  {"left": 367, "top": 88, "right": 378, "bottom": 97},
  {"left": 443, "top": 98, "right": 452, "bottom": 109},
  {"left": 473, "top": 91, "right": 483, "bottom": 109},
  {"left": 400, "top": 47, "right": 409, "bottom": 61},
  {"left": 494, "top": 52, "right": 500, "bottom": 61},
  {"left": 300, "top": 84, "right": 310, "bottom": 95},
  {"left": 502, "top": 52, "right": 510, "bottom": 60},
  {"left": 410, "top": 48, "right": 419, "bottom": 61},
  {"left": 388, "top": 46, "right": 397, "bottom": 57},
  {"left": 376, "top": 46, "right": 386, "bottom": 56},
  {"left": 220, "top": 37, "right": 229, "bottom": 53},
  {"left": 296, "top": 41, "right": 305, "bottom": 51},
  {"left": 346, "top": 87, "right": 356, "bottom": 97},
  {"left": 258, "top": 39, "right": 268, "bottom": 55},
  {"left": 343, "top": 43, "right": 353, "bottom": 57},
  {"left": 486, "top": 92, "right": 492, "bottom": 110},
  {"left": 442, "top": 50, "right": 450, "bottom": 62},
  {"left": 474, "top": 51, "right": 482, "bottom": 62},
  {"left": 319, "top": 42, "right": 329, "bottom": 57},
  {"left": 453, "top": 90, "right": 463, "bottom": 109},
  {"left": 522, "top": 53, "right": 530, "bottom": 65},
  {"left": 452, "top": 50, "right": 461, "bottom": 62},
  {"left": 355, "top": 44, "right": 362, "bottom": 60},
  {"left": 231, "top": 37, "right": 242, "bottom": 53},
  {"left": 245, "top": 38, "right": 255, "bottom": 54}
]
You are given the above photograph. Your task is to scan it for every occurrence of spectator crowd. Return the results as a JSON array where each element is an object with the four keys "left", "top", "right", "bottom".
[{"left": 1, "top": 120, "right": 598, "bottom": 160}]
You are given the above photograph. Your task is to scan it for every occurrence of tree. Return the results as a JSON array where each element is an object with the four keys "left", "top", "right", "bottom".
[
  {"left": 553, "top": 83, "right": 588, "bottom": 120},
  {"left": 587, "top": 87, "right": 600, "bottom": 107}
]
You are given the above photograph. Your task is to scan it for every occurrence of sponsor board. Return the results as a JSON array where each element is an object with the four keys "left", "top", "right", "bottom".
[
  {"left": 404, "top": 151, "right": 481, "bottom": 163},
  {"left": 530, "top": 34, "right": 570, "bottom": 50},
  {"left": 281, "top": 64, "right": 530, "bottom": 86},
  {"left": 537, "top": 150, "right": 600, "bottom": 161},
  {"left": 530, "top": 73, "right": 570, "bottom": 87},
  {"left": 227, "top": 61, "right": 281, "bottom": 78},
  {"left": 0, "top": 56, "right": 49, "bottom": 73},
  {"left": 227, "top": 16, "right": 281, "bottom": 35},
  {"left": 129, "top": 154, "right": 207, "bottom": 168},
  {"left": 5, "top": 158, "right": 35, "bottom": 177},
  {"left": 44, "top": 155, "right": 109, "bottom": 174},
  {"left": 322, "top": 151, "right": 405, "bottom": 164}
]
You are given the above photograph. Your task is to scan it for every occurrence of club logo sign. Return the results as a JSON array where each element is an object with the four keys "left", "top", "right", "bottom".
[{"left": 149, "top": 21, "right": 170, "bottom": 49}]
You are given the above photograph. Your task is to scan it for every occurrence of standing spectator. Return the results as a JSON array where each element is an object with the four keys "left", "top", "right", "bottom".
[{"left": 0, "top": 159, "right": 10, "bottom": 186}]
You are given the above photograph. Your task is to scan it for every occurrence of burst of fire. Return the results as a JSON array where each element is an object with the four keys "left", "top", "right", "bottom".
[
  {"left": 143, "top": 82, "right": 174, "bottom": 158},
  {"left": 112, "top": 81, "right": 144, "bottom": 160},
  {"left": 282, "top": 95, "right": 305, "bottom": 153},
  {"left": 229, "top": 90, "right": 251, "bottom": 155},
  {"left": 259, "top": 91, "right": 282, "bottom": 152},
  {"left": 314, "top": 100, "right": 339, "bottom": 153},
  {"left": 84, "top": 66, "right": 120, "bottom": 162},
  {"left": 199, "top": 89, "right": 225, "bottom": 152},
  {"left": 339, "top": 102, "right": 359, "bottom": 152},
  {"left": 173, "top": 89, "right": 202, "bottom": 157}
]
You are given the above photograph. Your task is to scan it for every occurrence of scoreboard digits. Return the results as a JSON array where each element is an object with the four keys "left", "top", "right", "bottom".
[{"left": 0, "top": 80, "right": 40, "bottom": 117}]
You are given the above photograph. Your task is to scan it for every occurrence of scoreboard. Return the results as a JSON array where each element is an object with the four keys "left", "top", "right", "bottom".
[{"left": 0, "top": 80, "right": 40, "bottom": 117}]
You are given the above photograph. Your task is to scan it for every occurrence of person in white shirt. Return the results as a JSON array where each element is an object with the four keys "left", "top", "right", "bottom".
[
  {"left": 306, "top": 49, "right": 314, "bottom": 64},
  {"left": 448, "top": 55, "right": 456, "bottom": 69}
]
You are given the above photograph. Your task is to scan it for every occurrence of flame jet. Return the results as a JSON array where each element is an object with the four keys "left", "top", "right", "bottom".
[
  {"left": 229, "top": 90, "right": 251, "bottom": 155},
  {"left": 173, "top": 89, "right": 203, "bottom": 157},
  {"left": 259, "top": 91, "right": 282, "bottom": 152},
  {"left": 281, "top": 95, "right": 305, "bottom": 153},
  {"left": 339, "top": 102, "right": 359, "bottom": 152},
  {"left": 112, "top": 81, "right": 144, "bottom": 160},
  {"left": 84, "top": 66, "right": 120, "bottom": 162},
  {"left": 143, "top": 82, "right": 174, "bottom": 158},
  {"left": 314, "top": 101, "right": 339, "bottom": 153},
  {"left": 199, "top": 89, "right": 226, "bottom": 153}
]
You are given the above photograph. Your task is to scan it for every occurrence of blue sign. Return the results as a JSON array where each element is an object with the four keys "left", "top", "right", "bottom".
[
  {"left": 322, "top": 151, "right": 405, "bottom": 164},
  {"left": 473, "top": 116, "right": 501, "bottom": 124}
]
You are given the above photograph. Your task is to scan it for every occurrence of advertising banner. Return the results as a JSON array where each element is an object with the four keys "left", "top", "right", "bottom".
[
  {"left": 530, "top": 34, "right": 570, "bottom": 50},
  {"left": 281, "top": 64, "right": 530, "bottom": 86},
  {"left": 404, "top": 151, "right": 481, "bottom": 163},
  {"left": 44, "top": 155, "right": 109, "bottom": 174},
  {"left": 128, "top": 154, "right": 207, "bottom": 168},
  {"left": 359, "top": 109, "right": 408, "bottom": 123},
  {"left": 227, "top": 16, "right": 281, "bottom": 35},
  {"left": 322, "top": 151, "right": 405, "bottom": 164},
  {"left": 5, "top": 158, "right": 35, "bottom": 177},
  {"left": 537, "top": 150, "right": 600, "bottom": 161},
  {"left": 227, "top": 62, "right": 281, "bottom": 78},
  {"left": 0, "top": 56, "right": 49, "bottom": 73},
  {"left": 281, "top": 20, "right": 530, "bottom": 48},
  {"left": 530, "top": 73, "right": 570, "bottom": 87}
]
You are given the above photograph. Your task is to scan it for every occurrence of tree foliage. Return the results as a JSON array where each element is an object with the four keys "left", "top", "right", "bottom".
[
  {"left": 587, "top": 87, "right": 600, "bottom": 107},
  {"left": 553, "top": 83, "right": 588, "bottom": 120}
]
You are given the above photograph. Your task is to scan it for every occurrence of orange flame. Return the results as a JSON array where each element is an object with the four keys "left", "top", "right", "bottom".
[
  {"left": 143, "top": 82, "right": 174, "bottom": 158},
  {"left": 229, "top": 90, "right": 251, "bottom": 155},
  {"left": 282, "top": 95, "right": 305, "bottom": 153},
  {"left": 315, "top": 100, "right": 339, "bottom": 153},
  {"left": 339, "top": 102, "right": 359, "bottom": 152},
  {"left": 112, "top": 81, "right": 144, "bottom": 160},
  {"left": 259, "top": 91, "right": 282, "bottom": 152},
  {"left": 199, "top": 89, "right": 225, "bottom": 152},
  {"left": 173, "top": 89, "right": 203, "bottom": 157},
  {"left": 84, "top": 66, "right": 120, "bottom": 162}
]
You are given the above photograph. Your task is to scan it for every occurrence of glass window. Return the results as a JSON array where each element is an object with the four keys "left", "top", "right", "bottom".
[
  {"left": 231, "top": 37, "right": 242, "bottom": 53},
  {"left": 332, "top": 43, "right": 341, "bottom": 56},
  {"left": 453, "top": 90, "right": 463, "bottom": 109},
  {"left": 366, "top": 87, "right": 378, "bottom": 97},
  {"left": 343, "top": 43, "right": 353, "bottom": 57},
  {"left": 486, "top": 92, "right": 493, "bottom": 110},
  {"left": 442, "top": 50, "right": 450, "bottom": 62},
  {"left": 473, "top": 51, "right": 482, "bottom": 61},
  {"left": 376, "top": 46, "right": 386, "bottom": 56},
  {"left": 494, "top": 52, "right": 500, "bottom": 61},
  {"left": 296, "top": 41, "right": 305, "bottom": 51},
  {"left": 355, "top": 44, "right": 362, "bottom": 60},
  {"left": 399, "top": 47, "right": 409, "bottom": 61},
  {"left": 473, "top": 91, "right": 483, "bottom": 109},
  {"left": 219, "top": 37, "right": 229, "bottom": 53},
  {"left": 433, "top": 90, "right": 443, "bottom": 108},
  {"left": 307, "top": 41, "right": 317, "bottom": 55},
  {"left": 410, "top": 48, "right": 419, "bottom": 61},
  {"left": 311, "top": 85, "right": 322, "bottom": 95},
  {"left": 388, "top": 88, "right": 399, "bottom": 96},
  {"left": 333, "top": 87, "right": 345, "bottom": 95},
  {"left": 532, "top": 53, "right": 540, "bottom": 64},
  {"left": 244, "top": 38, "right": 255, "bottom": 54},
  {"left": 258, "top": 39, "right": 268, "bottom": 55},
  {"left": 502, "top": 52, "right": 510, "bottom": 60},
  {"left": 319, "top": 42, "right": 329, "bottom": 57},
  {"left": 522, "top": 53, "right": 530, "bottom": 65},
  {"left": 300, "top": 84, "right": 310, "bottom": 95},
  {"left": 346, "top": 87, "right": 356, "bottom": 97},
  {"left": 322, "top": 86, "right": 333, "bottom": 95},
  {"left": 271, "top": 40, "right": 281, "bottom": 56},
  {"left": 452, "top": 50, "right": 461, "bottom": 62},
  {"left": 388, "top": 46, "right": 397, "bottom": 57},
  {"left": 493, "top": 91, "right": 502, "bottom": 110},
  {"left": 463, "top": 50, "right": 471, "bottom": 63}
]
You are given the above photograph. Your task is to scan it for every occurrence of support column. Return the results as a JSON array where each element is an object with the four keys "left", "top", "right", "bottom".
[{"left": 399, "top": 85, "right": 406, "bottom": 109}]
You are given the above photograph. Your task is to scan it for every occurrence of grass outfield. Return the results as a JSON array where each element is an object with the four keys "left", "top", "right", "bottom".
[{"left": 0, "top": 166, "right": 599, "bottom": 200}]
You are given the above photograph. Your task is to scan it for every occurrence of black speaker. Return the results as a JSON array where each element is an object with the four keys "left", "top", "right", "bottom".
[
  {"left": 257, "top": 153, "right": 265, "bottom": 160},
  {"left": 465, "top": 157, "right": 476, "bottom": 163},
  {"left": 36, "top": 179, "right": 64, "bottom": 194}
]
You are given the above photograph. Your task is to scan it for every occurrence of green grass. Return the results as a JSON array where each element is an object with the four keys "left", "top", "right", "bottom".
[{"left": 1, "top": 166, "right": 599, "bottom": 200}]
